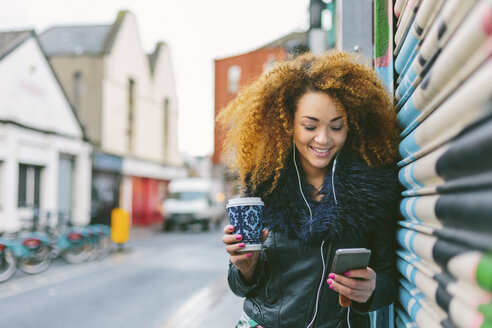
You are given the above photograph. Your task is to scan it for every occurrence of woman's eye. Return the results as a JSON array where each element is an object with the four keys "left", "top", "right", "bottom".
[
  {"left": 331, "top": 126, "right": 343, "bottom": 131},
  {"left": 304, "top": 126, "right": 316, "bottom": 131}
]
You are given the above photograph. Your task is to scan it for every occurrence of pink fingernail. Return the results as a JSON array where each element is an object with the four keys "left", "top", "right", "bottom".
[
  {"left": 344, "top": 272, "right": 350, "bottom": 276},
  {"left": 329, "top": 273, "right": 335, "bottom": 279},
  {"left": 236, "top": 235, "right": 242, "bottom": 240},
  {"left": 329, "top": 285, "right": 334, "bottom": 289},
  {"left": 229, "top": 226, "right": 234, "bottom": 231},
  {"left": 327, "top": 279, "right": 332, "bottom": 285},
  {"left": 238, "top": 243, "right": 245, "bottom": 248},
  {"left": 247, "top": 253, "right": 252, "bottom": 258}
]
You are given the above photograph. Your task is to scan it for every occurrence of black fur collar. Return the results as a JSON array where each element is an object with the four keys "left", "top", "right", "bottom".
[{"left": 259, "top": 149, "right": 401, "bottom": 244}]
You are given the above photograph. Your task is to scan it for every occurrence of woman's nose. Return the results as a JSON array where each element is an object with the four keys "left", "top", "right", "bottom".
[{"left": 314, "top": 131, "right": 329, "bottom": 144}]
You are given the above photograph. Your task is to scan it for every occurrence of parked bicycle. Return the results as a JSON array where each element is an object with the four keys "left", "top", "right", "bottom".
[
  {"left": 0, "top": 237, "right": 16, "bottom": 282},
  {"left": 84, "top": 224, "right": 112, "bottom": 261},
  {"left": 0, "top": 208, "right": 114, "bottom": 280},
  {"left": 46, "top": 211, "right": 92, "bottom": 264},
  {"left": 11, "top": 208, "right": 52, "bottom": 274},
  {"left": 0, "top": 208, "right": 53, "bottom": 278},
  {"left": 44, "top": 211, "right": 113, "bottom": 264}
]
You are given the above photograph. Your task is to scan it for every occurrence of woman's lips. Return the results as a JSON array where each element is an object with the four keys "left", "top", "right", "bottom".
[{"left": 309, "top": 145, "right": 331, "bottom": 158}]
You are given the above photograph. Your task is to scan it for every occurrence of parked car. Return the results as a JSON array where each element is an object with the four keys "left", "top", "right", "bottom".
[{"left": 162, "top": 178, "right": 226, "bottom": 231}]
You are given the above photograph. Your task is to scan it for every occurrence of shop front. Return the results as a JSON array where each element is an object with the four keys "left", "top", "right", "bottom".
[{"left": 91, "top": 152, "right": 122, "bottom": 226}]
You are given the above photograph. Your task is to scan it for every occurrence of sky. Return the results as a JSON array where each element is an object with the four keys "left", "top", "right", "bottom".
[{"left": 0, "top": 0, "right": 310, "bottom": 157}]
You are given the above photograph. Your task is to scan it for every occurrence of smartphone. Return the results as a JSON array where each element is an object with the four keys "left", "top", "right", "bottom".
[{"left": 331, "top": 248, "right": 371, "bottom": 274}]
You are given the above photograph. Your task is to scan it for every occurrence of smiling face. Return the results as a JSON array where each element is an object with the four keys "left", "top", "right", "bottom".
[{"left": 293, "top": 91, "right": 349, "bottom": 178}]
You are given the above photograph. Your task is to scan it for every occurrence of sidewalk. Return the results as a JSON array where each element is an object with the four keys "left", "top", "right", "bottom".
[
  {"left": 199, "top": 281, "right": 244, "bottom": 327},
  {"left": 159, "top": 276, "right": 244, "bottom": 328}
]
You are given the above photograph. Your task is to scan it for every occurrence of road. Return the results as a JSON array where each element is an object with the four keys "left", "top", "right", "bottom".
[{"left": 0, "top": 225, "right": 243, "bottom": 328}]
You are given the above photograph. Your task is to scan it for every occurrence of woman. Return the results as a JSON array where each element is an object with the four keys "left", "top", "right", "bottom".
[{"left": 218, "top": 51, "right": 401, "bottom": 328}]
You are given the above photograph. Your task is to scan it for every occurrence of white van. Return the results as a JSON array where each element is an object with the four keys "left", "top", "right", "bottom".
[{"left": 162, "top": 177, "right": 226, "bottom": 231}]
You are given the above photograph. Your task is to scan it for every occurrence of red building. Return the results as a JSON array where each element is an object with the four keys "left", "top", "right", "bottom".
[
  {"left": 131, "top": 177, "right": 168, "bottom": 226},
  {"left": 213, "top": 32, "right": 308, "bottom": 166}
]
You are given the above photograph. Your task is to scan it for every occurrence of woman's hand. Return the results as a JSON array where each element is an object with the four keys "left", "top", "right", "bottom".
[
  {"left": 222, "top": 224, "right": 268, "bottom": 284},
  {"left": 326, "top": 267, "right": 376, "bottom": 307}
]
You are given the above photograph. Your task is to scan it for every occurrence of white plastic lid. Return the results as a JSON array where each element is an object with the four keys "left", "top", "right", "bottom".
[{"left": 226, "top": 197, "right": 264, "bottom": 208}]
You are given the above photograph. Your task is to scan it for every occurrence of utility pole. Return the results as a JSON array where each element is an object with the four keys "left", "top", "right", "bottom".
[
  {"left": 336, "top": 0, "right": 373, "bottom": 59},
  {"left": 309, "top": 0, "right": 327, "bottom": 54}
]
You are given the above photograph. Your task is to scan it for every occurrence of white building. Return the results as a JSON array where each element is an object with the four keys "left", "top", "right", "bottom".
[
  {"left": 39, "top": 11, "right": 185, "bottom": 226},
  {"left": 0, "top": 30, "right": 92, "bottom": 231}
]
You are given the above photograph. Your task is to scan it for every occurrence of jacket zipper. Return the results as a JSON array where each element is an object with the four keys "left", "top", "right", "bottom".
[
  {"left": 261, "top": 244, "right": 272, "bottom": 299},
  {"left": 251, "top": 297, "right": 264, "bottom": 321}
]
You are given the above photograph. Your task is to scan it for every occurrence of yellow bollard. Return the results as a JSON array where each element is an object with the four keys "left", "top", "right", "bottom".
[{"left": 111, "top": 208, "right": 130, "bottom": 247}]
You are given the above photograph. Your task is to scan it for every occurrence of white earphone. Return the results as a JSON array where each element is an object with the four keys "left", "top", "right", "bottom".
[
  {"left": 294, "top": 139, "right": 345, "bottom": 328},
  {"left": 292, "top": 139, "right": 339, "bottom": 208}
]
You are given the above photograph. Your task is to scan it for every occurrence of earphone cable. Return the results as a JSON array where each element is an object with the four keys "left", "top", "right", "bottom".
[{"left": 292, "top": 142, "right": 313, "bottom": 222}]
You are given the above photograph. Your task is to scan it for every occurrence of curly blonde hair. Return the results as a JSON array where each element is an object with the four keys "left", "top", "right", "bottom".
[{"left": 217, "top": 51, "right": 400, "bottom": 197}]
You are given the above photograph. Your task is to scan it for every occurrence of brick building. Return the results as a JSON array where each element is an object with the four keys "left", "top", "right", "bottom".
[{"left": 213, "top": 32, "right": 308, "bottom": 167}]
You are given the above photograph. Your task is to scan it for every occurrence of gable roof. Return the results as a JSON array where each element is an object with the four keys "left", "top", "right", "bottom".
[
  {"left": 256, "top": 31, "right": 309, "bottom": 57},
  {"left": 38, "top": 10, "right": 127, "bottom": 56},
  {"left": 147, "top": 42, "right": 169, "bottom": 76},
  {"left": 215, "top": 31, "right": 309, "bottom": 61},
  {"left": 38, "top": 10, "right": 171, "bottom": 76},
  {"left": 257, "top": 31, "right": 308, "bottom": 50},
  {"left": 0, "top": 29, "right": 89, "bottom": 141},
  {"left": 0, "top": 30, "right": 33, "bottom": 60},
  {"left": 39, "top": 25, "right": 113, "bottom": 56}
]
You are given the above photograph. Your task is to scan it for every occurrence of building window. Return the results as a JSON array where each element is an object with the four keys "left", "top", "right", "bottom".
[
  {"left": 18, "top": 164, "right": 42, "bottom": 208},
  {"left": 58, "top": 155, "right": 74, "bottom": 217},
  {"left": 73, "top": 71, "right": 82, "bottom": 110},
  {"left": 163, "top": 98, "right": 169, "bottom": 159},
  {"left": 128, "top": 78, "right": 135, "bottom": 152},
  {"left": 263, "top": 55, "right": 276, "bottom": 72},
  {"left": 227, "top": 65, "right": 241, "bottom": 94}
]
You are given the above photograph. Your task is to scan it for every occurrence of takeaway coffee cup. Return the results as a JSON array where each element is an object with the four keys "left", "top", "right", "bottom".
[{"left": 226, "top": 197, "right": 264, "bottom": 252}]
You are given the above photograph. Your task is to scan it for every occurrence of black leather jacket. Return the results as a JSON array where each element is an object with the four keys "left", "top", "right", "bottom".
[{"left": 228, "top": 151, "right": 400, "bottom": 328}]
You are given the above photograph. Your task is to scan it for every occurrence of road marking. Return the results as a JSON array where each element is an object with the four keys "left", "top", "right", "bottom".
[{"left": 159, "top": 276, "right": 230, "bottom": 328}]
